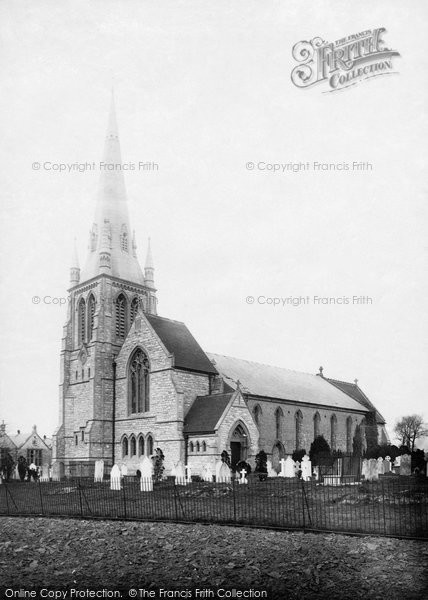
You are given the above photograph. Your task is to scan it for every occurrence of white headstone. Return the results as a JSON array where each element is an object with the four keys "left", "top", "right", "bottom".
[
  {"left": 313, "top": 466, "right": 320, "bottom": 481},
  {"left": 301, "top": 455, "right": 312, "bottom": 481},
  {"left": 94, "top": 460, "right": 104, "bottom": 483},
  {"left": 40, "top": 465, "right": 50, "bottom": 482},
  {"left": 278, "top": 458, "right": 287, "bottom": 477},
  {"left": 239, "top": 469, "right": 248, "bottom": 485},
  {"left": 215, "top": 460, "right": 223, "bottom": 482},
  {"left": 267, "top": 460, "right": 277, "bottom": 478},
  {"left": 400, "top": 454, "right": 411, "bottom": 476},
  {"left": 367, "top": 458, "right": 379, "bottom": 481},
  {"left": 361, "top": 459, "right": 369, "bottom": 479},
  {"left": 217, "top": 462, "right": 231, "bottom": 483},
  {"left": 202, "top": 464, "right": 213, "bottom": 482},
  {"left": 175, "top": 461, "right": 187, "bottom": 485},
  {"left": 121, "top": 464, "right": 128, "bottom": 477},
  {"left": 139, "top": 456, "right": 153, "bottom": 492},
  {"left": 383, "top": 457, "right": 392, "bottom": 473},
  {"left": 282, "top": 456, "right": 295, "bottom": 478},
  {"left": 110, "top": 464, "right": 121, "bottom": 491},
  {"left": 51, "top": 462, "right": 61, "bottom": 482},
  {"left": 186, "top": 465, "right": 192, "bottom": 483},
  {"left": 377, "top": 457, "right": 384, "bottom": 475}
]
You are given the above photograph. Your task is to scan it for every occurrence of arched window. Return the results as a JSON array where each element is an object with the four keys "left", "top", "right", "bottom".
[
  {"left": 295, "top": 410, "right": 303, "bottom": 450},
  {"left": 130, "top": 435, "right": 136, "bottom": 457},
  {"left": 313, "top": 412, "right": 321, "bottom": 439},
  {"left": 346, "top": 416, "right": 352, "bottom": 453},
  {"left": 202, "top": 441, "right": 206, "bottom": 452},
  {"left": 196, "top": 441, "right": 200, "bottom": 452},
  {"left": 78, "top": 298, "right": 86, "bottom": 345},
  {"left": 122, "top": 436, "right": 129, "bottom": 457},
  {"left": 129, "top": 348, "right": 150, "bottom": 414},
  {"left": 330, "top": 414, "right": 337, "bottom": 450},
  {"left": 189, "top": 441, "right": 194, "bottom": 453},
  {"left": 115, "top": 294, "right": 127, "bottom": 338},
  {"left": 275, "top": 407, "right": 283, "bottom": 440},
  {"left": 130, "top": 297, "right": 139, "bottom": 324},
  {"left": 253, "top": 404, "right": 261, "bottom": 426},
  {"left": 87, "top": 294, "right": 96, "bottom": 340},
  {"left": 138, "top": 435, "right": 144, "bottom": 456},
  {"left": 146, "top": 435, "right": 154, "bottom": 456}
]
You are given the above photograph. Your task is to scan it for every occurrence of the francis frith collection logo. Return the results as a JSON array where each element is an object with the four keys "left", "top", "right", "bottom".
[{"left": 291, "top": 28, "right": 400, "bottom": 92}]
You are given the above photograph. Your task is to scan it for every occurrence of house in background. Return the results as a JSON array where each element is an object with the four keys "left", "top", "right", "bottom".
[{"left": 0, "top": 422, "right": 52, "bottom": 474}]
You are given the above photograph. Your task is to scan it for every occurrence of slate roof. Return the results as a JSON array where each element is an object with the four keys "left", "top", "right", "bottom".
[
  {"left": 325, "top": 378, "right": 386, "bottom": 424},
  {"left": 207, "top": 353, "right": 369, "bottom": 413},
  {"left": 184, "top": 393, "right": 233, "bottom": 434},
  {"left": 146, "top": 315, "right": 218, "bottom": 375}
]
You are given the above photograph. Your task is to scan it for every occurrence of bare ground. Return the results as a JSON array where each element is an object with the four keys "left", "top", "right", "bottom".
[{"left": 0, "top": 517, "right": 427, "bottom": 600}]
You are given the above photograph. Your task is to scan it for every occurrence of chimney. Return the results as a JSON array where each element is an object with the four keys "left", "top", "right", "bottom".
[
  {"left": 354, "top": 378, "right": 359, "bottom": 385},
  {"left": 17, "top": 429, "right": 20, "bottom": 434},
  {"left": 0, "top": 421, "right": 5, "bottom": 434},
  {"left": 317, "top": 366, "right": 324, "bottom": 377}
]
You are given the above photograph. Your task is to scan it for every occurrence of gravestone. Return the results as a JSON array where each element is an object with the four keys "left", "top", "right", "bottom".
[
  {"left": 239, "top": 469, "right": 248, "bottom": 485},
  {"left": 361, "top": 459, "right": 369, "bottom": 479},
  {"left": 400, "top": 454, "right": 411, "bottom": 476},
  {"left": 14, "top": 465, "right": 20, "bottom": 480},
  {"left": 215, "top": 460, "right": 223, "bottom": 482},
  {"left": 367, "top": 458, "right": 379, "bottom": 481},
  {"left": 202, "top": 464, "right": 213, "bottom": 482},
  {"left": 94, "top": 460, "right": 104, "bottom": 483},
  {"left": 175, "top": 461, "right": 187, "bottom": 485},
  {"left": 51, "top": 462, "right": 61, "bottom": 482},
  {"left": 110, "top": 464, "right": 121, "bottom": 491},
  {"left": 313, "top": 466, "right": 320, "bottom": 481},
  {"left": 40, "top": 465, "right": 50, "bottom": 482},
  {"left": 377, "top": 457, "right": 384, "bottom": 475},
  {"left": 217, "top": 462, "right": 231, "bottom": 483},
  {"left": 121, "top": 464, "right": 128, "bottom": 477},
  {"left": 283, "top": 456, "right": 295, "bottom": 478},
  {"left": 301, "top": 455, "right": 312, "bottom": 481},
  {"left": 267, "top": 460, "right": 277, "bottom": 478},
  {"left": 139, "top": 456, "right": 153, "bottom": 492},
  {"left": 384, "top": 456, "right": 392, "bottom": 474},
  {"left": 278, "top": 458, "right": 287, "bottom": 477}
]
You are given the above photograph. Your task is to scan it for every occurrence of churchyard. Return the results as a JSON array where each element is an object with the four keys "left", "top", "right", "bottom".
[{"left": 1, "top": 454, "right": 427, "bottom": 539}]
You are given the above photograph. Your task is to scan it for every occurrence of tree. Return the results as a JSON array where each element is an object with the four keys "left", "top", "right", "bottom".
[
  {"left": 221, "top": 450, "right": 230, "bottom": 467},
  {"left": 364, "top": 411, "right": 378, "bottom": 456},
  {"left": 309, "top": 435, "right": 331, "bottom": 465},
  {"left": 393, "top": 415, "right": 428, "bottom": 452},
  {"left": 151, "top": 448, "right": 165, "bottom": 482},
  {"left": 0, "top": 451, "right": 14, "bottom": 481}
]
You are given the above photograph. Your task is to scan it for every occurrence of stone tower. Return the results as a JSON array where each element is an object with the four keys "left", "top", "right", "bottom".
[{"left": 52, "top": 94, "right": 157, "bottom": 477}]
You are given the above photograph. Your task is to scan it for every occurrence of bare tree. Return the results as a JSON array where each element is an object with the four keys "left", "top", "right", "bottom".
[{"left": 393, "top": 414, "right": 428, "bottom": 452}]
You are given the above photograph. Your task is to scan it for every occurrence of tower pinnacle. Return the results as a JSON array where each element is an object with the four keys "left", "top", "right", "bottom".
[
  {"left": 70, "top": 238, "right": 80, "bottom": 286},
  {"left": 144, "top": 238, "right": 155, "bottom": 288}
]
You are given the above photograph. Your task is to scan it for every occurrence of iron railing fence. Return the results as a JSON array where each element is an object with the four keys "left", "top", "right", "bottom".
[{"left": 0, "top": 476, "right": 427, "bottom": 539}]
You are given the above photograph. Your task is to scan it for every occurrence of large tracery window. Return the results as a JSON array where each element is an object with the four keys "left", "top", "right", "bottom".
[
  {"left": 129, "top": 348, "right": 150, "bottom": 414},
  {"left": 275, "top": 407, "right": 283, "bottom": 440},
  {"left": 78, "top": 298, "right": 86, "bottom": 345},
  {"left": 116, "top": 294, "right": 127, "bottom": 339}
]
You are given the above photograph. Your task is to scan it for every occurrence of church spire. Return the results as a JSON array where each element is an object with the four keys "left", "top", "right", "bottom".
[
  {"left": 70, "top": 238, "right": 80, "bottom": 286},
  {"left": 80, "top": 92, "right": 145, "bottom": 284},
  {"left": 144, "top": 238, "right": 155, "bottom": 288}
]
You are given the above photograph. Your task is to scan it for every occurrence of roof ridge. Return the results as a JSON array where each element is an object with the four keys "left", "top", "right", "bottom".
[
  {"left": 326, "top": 376, "right": 357, "bottom": 387},
  {"left": 208, "top": 352, "right": 317, "bottom": 377},
  {"left": 147, "top": 313, "right": 185, "bottom": 325}
]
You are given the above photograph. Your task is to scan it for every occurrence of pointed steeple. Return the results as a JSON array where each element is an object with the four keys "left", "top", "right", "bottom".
[
  {"left": 144, "top": 237, "right": 155, "bottom": 288},
  {"left": 80, "top": 91, "right": 145, "bottom": 284},
  {"left": 70, "top": 238, "right": 80, "bottom": 286}
]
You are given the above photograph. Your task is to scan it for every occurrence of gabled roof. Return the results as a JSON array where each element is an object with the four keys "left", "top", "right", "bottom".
[
  {"left": 184, "top": 393, "right": 233, "bottom": 434},
  {"left": 207, "top": 353, "right": 369, "bottom": 413},
  {"left": 146, "top": 314, "right": 218, "bottom": 375},
  {"left": 325, "top": 378, "right": 386, "bottom": 424}
]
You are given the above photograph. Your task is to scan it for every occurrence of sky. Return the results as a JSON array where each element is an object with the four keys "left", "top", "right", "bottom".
[{"left": 0, "top": 1, "right": 427, "bottom": 448}]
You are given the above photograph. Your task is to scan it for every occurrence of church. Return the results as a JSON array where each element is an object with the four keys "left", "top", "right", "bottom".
[{"left": 52, "top": 96, "right": 388, "bottom": 478}]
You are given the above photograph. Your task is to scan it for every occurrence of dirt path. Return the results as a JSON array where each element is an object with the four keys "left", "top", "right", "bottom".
[{"left": 0, "top": 517, "right": 427, "bottom": 599}]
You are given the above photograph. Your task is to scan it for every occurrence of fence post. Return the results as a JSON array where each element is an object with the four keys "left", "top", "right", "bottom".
[
  {"left": 38, "top": 481, "right": 44, "bottom": 516},
  {"left": 78, "top": 481, "right": 84, "bottom": 518},
  {"left": 4, "top": 483, "right": 10, "bottom": 515},
  {"left": 381, "top": 478, "right": 387, "bottom": 535},
  {"left": 122, "top": 480, "right": 127, "bottom": 519},
  {"left": 232, "top": 476, "right": 237, "bottom": 523},
  {"left": 173, "top": 482, "right": 179, "bottom": 521}
]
